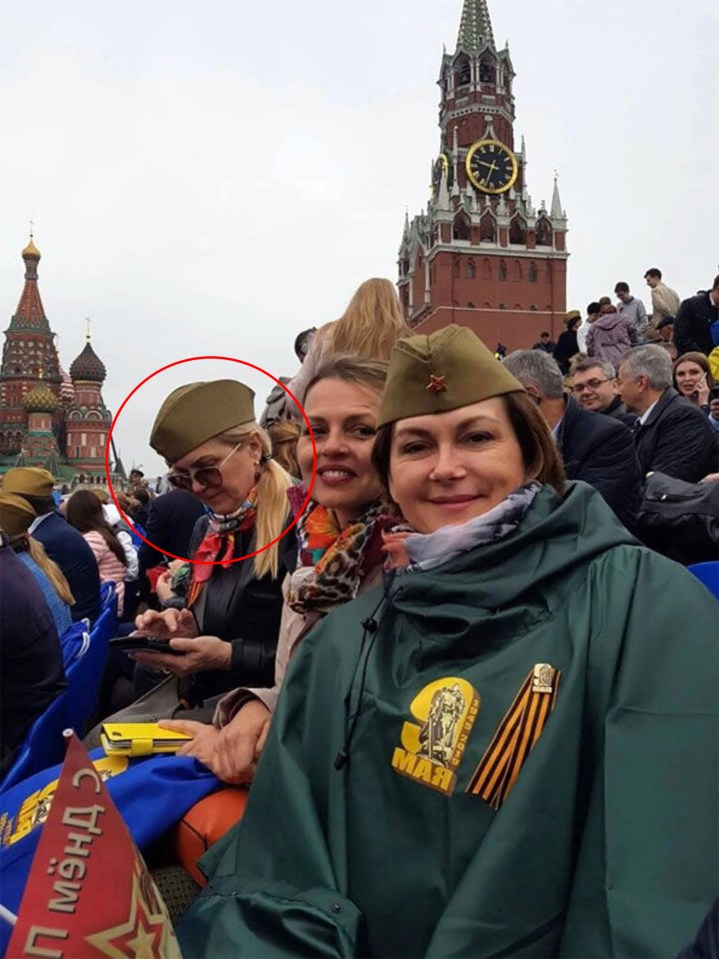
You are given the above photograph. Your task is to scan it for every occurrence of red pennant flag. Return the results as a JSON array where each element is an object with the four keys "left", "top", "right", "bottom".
[{"left": 6, "top": 732, "right": 182, "bottom": 958}]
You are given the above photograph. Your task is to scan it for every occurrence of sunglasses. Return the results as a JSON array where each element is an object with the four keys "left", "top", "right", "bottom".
[{"left": 167, "top": 440, "right": 244, "bottom": 491}]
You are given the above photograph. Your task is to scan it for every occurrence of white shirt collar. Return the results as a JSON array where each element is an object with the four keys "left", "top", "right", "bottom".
[
  {"left": 27, "top": 511, "right": 54, "bottom": 536},
  {"left": 638, "top": 398, "right": 659, "bottom": 426}
]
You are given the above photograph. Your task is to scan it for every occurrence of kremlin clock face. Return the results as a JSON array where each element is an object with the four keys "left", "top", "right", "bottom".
[{"left": 465, "top": 140, "right": 518, "bottom": 194}]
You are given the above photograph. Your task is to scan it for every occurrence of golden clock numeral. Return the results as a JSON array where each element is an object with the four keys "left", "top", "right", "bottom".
[{"left": 489, "top": 144, "right": 495, "bottom": 152}]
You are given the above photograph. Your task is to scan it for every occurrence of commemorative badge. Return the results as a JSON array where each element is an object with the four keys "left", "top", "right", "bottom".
[
  {"left": 391, "top": 677, "right": 479, "bottom": 796},
  {"left": 467, "top": 663, "right": 561, "bottom": 808}
]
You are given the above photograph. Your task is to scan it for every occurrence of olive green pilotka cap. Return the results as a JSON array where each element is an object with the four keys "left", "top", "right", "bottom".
[
  {"left": 150, "top": 379, "right": 256, "bottom": 462},
  {"left": 377, "top": 325, "right": 525, "bottom": 428},
  {"left": 0, "top": 492, "right": 37, "bottom": 538},
  {"left": 1, "top": 467, "right": 55, "bottom": 497}
]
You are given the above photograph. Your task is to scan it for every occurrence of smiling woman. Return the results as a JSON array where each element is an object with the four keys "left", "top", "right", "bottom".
[
  {"left": 161, "top": 357, "right": 397, "bottom": 784},
  {"left": 181, "top": 328, "right": 718, "bottom": 959}
]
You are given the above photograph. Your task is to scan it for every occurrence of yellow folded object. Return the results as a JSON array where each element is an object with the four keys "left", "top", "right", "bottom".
[{"left": 100, "top": 722, "right": 193, "bottom": 757}]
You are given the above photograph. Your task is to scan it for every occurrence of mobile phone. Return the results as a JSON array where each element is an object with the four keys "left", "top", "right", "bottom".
[
  {"left": 101, "top": 722, "right": 191, "bottom": 757},
  {"left": 710, "top": 385, "right": 719, "bottom": 401},
  {"left": 108, "top": 635, "right": 185, "bottom": 656}
]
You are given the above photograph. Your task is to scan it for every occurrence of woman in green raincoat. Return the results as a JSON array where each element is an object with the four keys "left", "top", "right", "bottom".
[{"left": 179, "top": 326, "right": 718, "bottom": 959}]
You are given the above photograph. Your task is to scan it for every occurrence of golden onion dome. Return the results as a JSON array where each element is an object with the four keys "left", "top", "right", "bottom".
[
  {"left": 22, "top": 238, "right": 41, "bottom": 260},
  {"left": 24, "top": 382, "right": 59, "bottom": 414}
]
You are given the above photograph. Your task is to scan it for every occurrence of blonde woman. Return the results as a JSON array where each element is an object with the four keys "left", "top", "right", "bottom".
[
  {"left": 129, "top": 379, "right": 296, "bottom": 717},
  {"left": 267, "top": 419, "right": 302, "bottom": 478},
  {"left": 0, "top": 492, "right": 75, "bottom": 636},
  {"left": 286, "top": 277, "right": 409, "bottom": 407}
]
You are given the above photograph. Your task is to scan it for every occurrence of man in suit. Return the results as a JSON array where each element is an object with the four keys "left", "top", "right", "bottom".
[
  {"left": 503, "top": 350, "right": 641, "bottom": 532},
  {"left": 617, "top": 345, "right": 717, "bottom": 482},
  {"left": 1, "top": 468, "right": 101, "bottom": 622},
  {"left": 137, "top": 488, "right": 207, "bottom": 572},
  {"left": 673, "top": 274, "right": 719, "bottom": 356}
]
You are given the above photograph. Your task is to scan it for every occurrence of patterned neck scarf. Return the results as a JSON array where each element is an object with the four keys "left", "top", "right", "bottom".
[
  {"left": 186, "top": 487, "right": 258, "bottom": 607},
  {"left": 288, "top": 493, "right": 397, "bottom": 614},
  {"left": 382, "top": 482, "right": 541, "bottom": 574}
]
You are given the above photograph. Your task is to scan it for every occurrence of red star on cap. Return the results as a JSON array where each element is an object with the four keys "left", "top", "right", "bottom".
[{"left": 426, "top": 374, "right": 447, "bottom": 393}]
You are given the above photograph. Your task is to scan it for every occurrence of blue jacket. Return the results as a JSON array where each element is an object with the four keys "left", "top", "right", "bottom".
[
  {"left": 137, "top": 489, "right": 207, "bottom": 570},
  {"left": 31, "top": 511, "right": 101, "bottom": 622},
  {"left": 0, "top": 543, "right": 66, "bottom": 763}
]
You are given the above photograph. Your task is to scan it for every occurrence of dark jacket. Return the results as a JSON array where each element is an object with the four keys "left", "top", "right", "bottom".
[
  {"left": 137, "top": 489, "right": 207, "bottom": 571},
  {"left": 674, "top": 292, "right": 719, "bottom": 356},
  {"left": 634, "top": 388, "right": 718, "bottom": 483},
  {"left": 601, "top": 394, "right": 637, "bottom": 427},
  {"left": 552, "top": 329, "right": 578, "bottom": 373},
  {"left": 180, "top": 484, "right": 718, "bottom": 959},
  {"left": 557, "top": 395, "right": 641, "bottom": 531},
  {"left": 183, "top": 517, "right": 297, "bottom": 706},
  {"left": 31, "top": 511, "right": 101, "bottom": 622},
  {"left": 0, "top": 541, "right": 67, "bottom": 765}
]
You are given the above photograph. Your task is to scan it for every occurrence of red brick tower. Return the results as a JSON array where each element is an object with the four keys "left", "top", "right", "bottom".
[
  {"left": 66, "top": 333, "right": 111, "bottom": 478},
  {"left": 398, "top": 0, "right": 568, "bottom": 349},
  {"left": 0, "top": 237, "right": 62, "bottom": 455}
]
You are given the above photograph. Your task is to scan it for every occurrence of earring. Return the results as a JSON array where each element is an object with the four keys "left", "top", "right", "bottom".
[{"left": 254, "top": 461, "right": 261, "bottom": 482}]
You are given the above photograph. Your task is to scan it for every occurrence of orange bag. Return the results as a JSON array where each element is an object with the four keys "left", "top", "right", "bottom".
[{"left": 172, "top": 786, "right": 249, "bottom": 886}]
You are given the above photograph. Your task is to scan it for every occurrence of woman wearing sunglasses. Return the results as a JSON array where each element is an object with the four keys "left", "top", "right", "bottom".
[{"left": 129, "top": 378, "right": 296, "bottom": 718}]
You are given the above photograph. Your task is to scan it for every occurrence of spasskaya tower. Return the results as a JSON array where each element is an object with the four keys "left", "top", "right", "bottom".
[{"left": 398, "top": 0, "right": 568, "bottom": 349}]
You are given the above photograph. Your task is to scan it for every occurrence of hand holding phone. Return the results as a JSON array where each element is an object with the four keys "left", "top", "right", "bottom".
[{"left": 108, "top": 634, "right": 186, "bottom": 656}]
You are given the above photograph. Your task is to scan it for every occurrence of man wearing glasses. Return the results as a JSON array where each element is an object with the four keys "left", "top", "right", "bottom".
[
  {"left": 571, "top": 358, "right": 636, "bottom": 427},
  {"left": 503, "top": 350, "right": 642, "bottom": 533}
]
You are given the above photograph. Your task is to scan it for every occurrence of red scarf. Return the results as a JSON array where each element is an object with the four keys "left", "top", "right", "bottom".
[{"left": 186, "top": 491, "right": 258, "bottom": 607}]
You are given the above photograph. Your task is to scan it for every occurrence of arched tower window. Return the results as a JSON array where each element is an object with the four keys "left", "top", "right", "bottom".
[
  {"left": 535, "top": 218, "right": 552, "bottom": 247},
  {"left": 498, "top": 261, "right": 507, "bottom": 281},
  {"left": 453, "top": 211, "right": 471, "bottom": 241},
  {"left": 509, "top": 216, "right": 527, "bottom": 244},
  {"left": 466, "top": 259, "right": 476, "bottom": 279},
  {"left": 479, "top": 56, "right": 495, "bottom": 85},
  {"left": 454, "top": 55, "right": 471, "bottom": 88},
  {"left": 479, "top": 212, "right": 497, "bottom": 242},
  {"left": 529, "top": 262, "right": 538, "bottom": 282}
]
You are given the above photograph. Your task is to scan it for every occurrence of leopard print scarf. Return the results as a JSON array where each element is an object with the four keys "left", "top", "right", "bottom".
[{"left": 288, "top": 499, "right": 396, "bottom": 613}]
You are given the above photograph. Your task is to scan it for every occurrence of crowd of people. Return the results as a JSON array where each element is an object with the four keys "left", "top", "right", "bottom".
[{"left": 0, "top": 272, "right": 717, "bottom": 958}]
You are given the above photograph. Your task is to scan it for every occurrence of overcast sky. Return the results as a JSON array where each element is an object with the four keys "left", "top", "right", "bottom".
[{"left": 2, "top": 0, "right": 716, "bottom": 476}]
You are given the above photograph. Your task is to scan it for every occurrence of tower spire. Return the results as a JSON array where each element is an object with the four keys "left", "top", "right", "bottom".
[
  {"left": 456, "top": 0, "right": 495, "bottom": 55},
  {"left": 551, "top": 172, "right": 564, "bottom": 219}
]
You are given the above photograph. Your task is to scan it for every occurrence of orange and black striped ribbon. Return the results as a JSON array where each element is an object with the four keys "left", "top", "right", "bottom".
[{"left": 466, "top": 665, "right": 560, "bottom": 808}]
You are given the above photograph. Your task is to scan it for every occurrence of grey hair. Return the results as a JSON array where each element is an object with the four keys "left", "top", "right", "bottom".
[
  {"left": 573, "top": 357, "right": 617, "bottom": 379},
  {"left": 503, "top": 350, "right": 564, "bottom": 400},
  {"left": 619, "top": 345, "right": 673, "bottom": 391}
]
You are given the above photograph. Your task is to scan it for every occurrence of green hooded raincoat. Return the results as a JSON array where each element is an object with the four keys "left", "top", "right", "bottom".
[{"left": 179, "top": 484, "right": 718, "bottom": 958}]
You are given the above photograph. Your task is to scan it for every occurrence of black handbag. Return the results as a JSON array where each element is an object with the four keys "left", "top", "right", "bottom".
[{"left": 637, "top": 471, "right": 719, "bottom": 565}]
